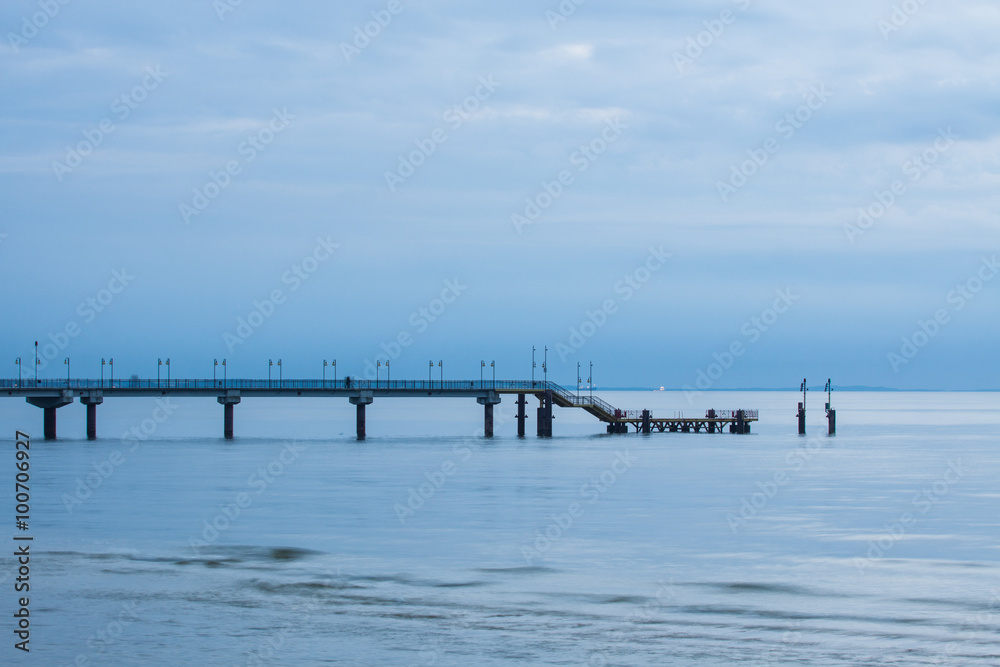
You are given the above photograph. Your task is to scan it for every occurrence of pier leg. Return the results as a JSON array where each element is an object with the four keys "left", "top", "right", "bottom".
[
  {"left": 484, "top": 403, "right": 494, "bottom": 438},
  {"left": 27, "top": 396, "right": 73, "bottom": 441},
  {"left": 827, "top": 409, "right": 836, "bottom": 435},
  {"left": 217, "top": 393, "right": 242, "bottom": 440},
  {"left": 536, "top": 390, "right": 553, "bottom": 438},
  {"left": 797, "top": 402, "right": 806, "bottom": 435},
  {"left": 349, "top": 395, "right": 374, "bottom": 441},
  {"left": 87, "top": 403, "right": 97, "bottom": 440},
  {"left": 477, "top": 393, "right": 501, "bottom": 438},
  {"left": 736, "top": 409, "right": 747, "bottom": 435},
  {"left": 516, "top": 393, "right": 526, "bottom": 438},
  {"left": 81, "top": 394, "right": 103, "bottom": 440},
  {"left": 641, "top": 410, "right": 651, "bottom": 434},
  {"left": 44, "top": 407, "right": 57, "bottom": 440}
]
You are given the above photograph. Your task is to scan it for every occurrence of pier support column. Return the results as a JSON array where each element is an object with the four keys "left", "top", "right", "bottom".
[
  {"left": 736, "top": 409, "right": 748, "bottom": 434},
  {"left": 797, "top": 402, "right": 806, "bottom": 435},
  {"left": 350, "top": 394, "right": 374, "bottom": 441},
  {"left": 477, "top": 392, "right": 501, "bottom": 438},
  {"left": 217, "top": 392, "right": 242, "bottom": 440},
  {"left": 80, "top": 393, "right": 104, "bottom": 440},
  {"left": 536, "top": 390, "right": 553, "bottom": 438},
  {"left": 827, "top": 409, "right": 836, "bottom": 435},
  {"left": 516, "top": 394, "right": 527, "bottom": 437},
  {"left": 641, "top": 410, "right": 651, "bottom": 434},
  {"left": 27, "top": 395, "right": 73, "bottom": 441}
]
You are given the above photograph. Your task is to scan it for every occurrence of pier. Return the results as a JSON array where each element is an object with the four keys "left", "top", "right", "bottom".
[{"left": 2, "top": 378, "right": 757, "bottom": 440}]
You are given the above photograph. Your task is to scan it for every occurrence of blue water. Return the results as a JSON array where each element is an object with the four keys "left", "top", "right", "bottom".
[{"left": 1, "top": 391, "right": 998, "bottom": 665}]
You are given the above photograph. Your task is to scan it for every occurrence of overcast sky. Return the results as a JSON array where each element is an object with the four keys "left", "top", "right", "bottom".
[{"left": 1, "top": 0, "right": 997, "bottom": 390}]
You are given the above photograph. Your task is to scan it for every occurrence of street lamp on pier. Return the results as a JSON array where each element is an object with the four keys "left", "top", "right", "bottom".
[
  {"left": 65, "top": 357, "right": 70, "bottom": 387},
  {"left": 15, "top": 358, "right": 21, "bottom": 386}
]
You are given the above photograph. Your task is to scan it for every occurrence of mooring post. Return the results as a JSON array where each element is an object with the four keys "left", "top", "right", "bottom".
[
  {"left": 825, "top": 378, "right": 836, "bottom": 435},
  {"left": 797, "top": 402, "right": 806, "bottom": 435},
  {"left": 641, "top": 409, "right": 651, "bottom": 434},
  {"left": 349, "top": 394, "right": 374, "bottom": 441},
  {"left": 736, "top": 409, "right": 747, "bottom": 434},
  {"left": 516, "top": 393, "right": 527, "bottom": 437},
  {"left": 217, "top": 392, "right": 242, "bottom": 440}
]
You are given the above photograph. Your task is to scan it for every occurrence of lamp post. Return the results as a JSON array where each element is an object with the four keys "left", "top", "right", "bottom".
[
  {"left": 15, "top": 358, "right": 21, "bottom": 386},
  {"left": 65, "top": 357, "right": 70, "bottom": 387},
  {"left": 543, "top": 345, "right": 548, "bottom": 383},
  {"left": 332, "top": 359, "right": 336, "bottom": 384},
  {"left": 429, "top": 360, "right": 433, "bottom": 386},
  {"left": 277, "top": 359, "right": 282, "bottom": 384},
  {"left": 158, "top": 358, "right": 162, "bottom": 387},
  {"left": 34, "top": 341, "right": 38, "bottom": 385},
  {"left": 166, "top": 358, "right": 170, "bottom": 385},
  {"left": 577, "top": 362, "right": 581, "bottom": 398},
  {"left": 214, "top": 359, "right": 218, "bottom": 383},
  {"left": 109, "top": 358, "right": 114, "bottom": 387},
  {"left": 589, "top": 361, "right": 593, "bottom": 400},
  {"left": 101, "top": 358, "right": 105, "bottom": 387},
  {"left": 532, "top": 346, "right": 536, "bottom": 384},
  {"left": 269, "top": 359, "right": 273, "bottom": 386},
  {"left": 323, "top": 360, "right": 327, "bottom": 385},
  {"left": 491, "top": 360, "right": 495, "bottom": 389},
  {"left": 222, "top": 358, "right": 227, "bottom": 384},
  {"left": 438, "top": 360, "right": 442, "bottom": 386},
  {"left": 386, "top": 360, "right": 390, "bottom": 386},
  {"left": 480, "top": 360, "right": 485, "bottom": 388},
  {"left": 377, "top": 360, "right": 381, "bottom": 388}
]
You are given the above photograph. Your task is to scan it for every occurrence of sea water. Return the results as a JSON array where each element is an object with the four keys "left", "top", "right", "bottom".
[{"left": 1, "top": 390, "right": 998, "bottom": 665}]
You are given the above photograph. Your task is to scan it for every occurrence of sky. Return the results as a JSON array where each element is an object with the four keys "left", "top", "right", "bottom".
[{"left": 1, "top": 0, "right": 998, "bottom": 391}]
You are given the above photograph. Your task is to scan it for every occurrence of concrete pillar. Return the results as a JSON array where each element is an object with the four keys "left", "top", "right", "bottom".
[
  {"left": 81, "top": 394, "right": 104, "bottom": 440},
  {"left": 217, "top": 392, "right": 242, "bottom": 440},
  {"left": 516, "top": 393, "right": 527, "bottom": 437},
  {"left": 44, "top": 408, "right": 57, "bottom": 440},
  {"left": 350, "top": 394, "right": 374, "bottom": 441},
  {"left": 641, "top": 410, "right": 651, "bottom": 434},
  {"left": 827, "top": 409, "right": 836, "bottom": 435},
  {"left": 27, "top": 395, "right": 73, "bottom": 441},
  {"left": 797, "top": 402, "right": 806, "bottom": 435},
  {"left": 736, "top": 409, "right": 747, "bottom": 435},
  {"left": 477, "top": 392, "right": 501, "bottom": 438}
]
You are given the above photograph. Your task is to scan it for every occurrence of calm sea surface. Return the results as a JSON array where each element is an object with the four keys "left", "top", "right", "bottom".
[{"left": 2, "top": 390, "right": 998, "bottom": 665}]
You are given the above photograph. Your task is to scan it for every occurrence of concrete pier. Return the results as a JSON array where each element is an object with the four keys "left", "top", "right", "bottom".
[
  {"left": 217, "top": 392, "right": 241, "bottom": 440},
  {"left": 477, "top": 392, "right": 501, "bottom": 438},
  {"left": 80, "top": 393, "right": 104, "bottom": 440},
  {"left": 350, "top": 394, "right": 374, "bottom": 440},
  {"left": 26, "top": 395, "right": 73, "bottom": 440}
]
